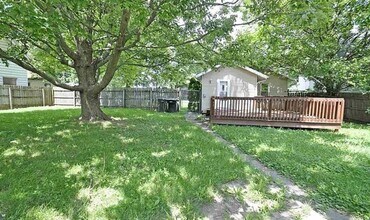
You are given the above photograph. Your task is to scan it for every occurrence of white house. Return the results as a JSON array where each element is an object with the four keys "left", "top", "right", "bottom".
[
  {"left": 0, "top": 40, "right": 28, "bottom": 86},
  {"left": 196, "top": 66, "right": 289, "bottom": 113},
  {"left": 27, "top": 71, "right": 52, "bottom": 88},
  {"left": 289, "top": 76, "right": 315, "bottom": 91}
]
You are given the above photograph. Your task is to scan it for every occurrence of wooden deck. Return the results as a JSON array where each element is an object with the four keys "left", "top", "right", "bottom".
[{"left": 210, "top": 96, "right": 345, "bottom": 130}]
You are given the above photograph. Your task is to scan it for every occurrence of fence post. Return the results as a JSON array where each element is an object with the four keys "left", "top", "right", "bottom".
[
  {"left": 52, "top": 89, "right": 55, "bottom": 106},
  {"left": 149, "top": 88, "right": 153, "bottom": 110},
  {"left": 178, "top": 88, "right": 181, "bottom": 109},
  {"left": 8, "top": 87, "right": 13, "bottom": 109},
  {"left": 42, "top": 88, "right": 46, "bottom": 106},
  {"left": 73, "top": 91, "right": 77, "bottom": 107},
  {"left": 122, "top": 89, "right": 125, "bottom": 107},
  {"left": 123, "top": 88, "right": 126, "bottom": 108}
]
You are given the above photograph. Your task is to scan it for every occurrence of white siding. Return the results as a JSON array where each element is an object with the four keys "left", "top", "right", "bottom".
[
  {"left": 289, "top": 76, "right": 315, "bottom": 91},
  {"left": 264, "top": 75, "right": 288, "bottom": 96},
  {"left": 0, "top": 62, "right": 28, "bottom": 86},
  {"left": 201, "top": 67, "right": 258, "bottom": 112},
  {"left": 0, "top": 40, "right": 8, "bottom": 50},
  {"left": 0, "top": 40, "right": 28, "bottom": 86},
  {"left": 28, "top": 79, "right": 47, "bottom": 88}
]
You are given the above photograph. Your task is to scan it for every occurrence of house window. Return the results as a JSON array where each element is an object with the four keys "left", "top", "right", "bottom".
[
  {"left": 3, "top": 77, "right": 17, "bottom": 85},
  {"left": 217, "top": 80, "right": 230, "bottom": 97},
  {"left": 261, "top": 84, "right": 269, "bottom": 96}
]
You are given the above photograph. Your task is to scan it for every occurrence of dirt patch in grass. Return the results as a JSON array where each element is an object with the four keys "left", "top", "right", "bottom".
[
  {"left": 201, "top": 180, "right": 327, "bottom": 220},
  {"left": 213, "top": 123, "right": 370, "bottom": 218}
]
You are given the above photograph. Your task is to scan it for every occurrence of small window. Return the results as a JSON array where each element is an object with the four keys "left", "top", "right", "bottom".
[{"left": 3, "top": 77, "right": 17, "bottom": 85}]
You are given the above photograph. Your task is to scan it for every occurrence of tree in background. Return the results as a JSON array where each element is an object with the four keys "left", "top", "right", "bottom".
[
  {"left": 0, "top": 0, "right": 241, "bottom": 120},
  {"left": 109, "top": 34, "right": 232, "bottom": 89},
  {"left": 230, "top": 0, "right": 370, "bottom": 95},
  {"left": 187, "top": 77, "right": 201, "bottom": 111},
  {"left": 188, "top": 78, "right": 201, "bottom": 90},
  {"left": 107, "top": 65, "right": 142, "bottom": 88}
]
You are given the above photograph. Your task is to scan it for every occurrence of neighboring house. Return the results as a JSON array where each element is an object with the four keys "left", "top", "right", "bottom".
[
  {"left": 289, "top": 76, "right": 315, "bottom": 91},
  {"left": 0, "top": 40, "right": 28, "bottom": 86},
  {"left": 196, "top": 66, "right": 289, "bottom": 113},
  {"left": 27, "top": 71, "right": 52, "bottom": 88},
  {"left": 259, "top": 74, "right": 290, "bottom": 96}
]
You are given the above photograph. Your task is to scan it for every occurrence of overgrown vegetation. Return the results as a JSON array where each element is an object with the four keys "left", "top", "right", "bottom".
[
  {"left": 0, "top": 108, "right": 284, "bottom": 219},
  {"left": 188, "top": 78, "right": 201, "bottom": 112},
  {"left": 213, "top": 124, "right": 370, "bottom": 218}
]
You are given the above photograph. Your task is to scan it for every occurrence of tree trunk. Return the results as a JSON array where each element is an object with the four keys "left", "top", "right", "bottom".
[{"left": 80, "top": 90, "right": 110, "bottom": 121}]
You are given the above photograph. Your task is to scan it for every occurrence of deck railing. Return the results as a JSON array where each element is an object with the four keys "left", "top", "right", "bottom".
[{"left": 210, "top": 96, "right": 345, "bottom": 129}]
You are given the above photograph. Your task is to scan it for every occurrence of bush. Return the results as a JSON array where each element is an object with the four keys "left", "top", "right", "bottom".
[{"left": 188, "top": 78, "right": 201, "bottom": 112}]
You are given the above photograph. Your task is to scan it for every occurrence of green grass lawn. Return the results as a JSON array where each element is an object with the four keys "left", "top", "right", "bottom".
[
  {"left": 0, "top": 108, "right": 283, "bottom": 219},
  {"left": 213, "top": 123, "right": 370, "bottom": 218}
]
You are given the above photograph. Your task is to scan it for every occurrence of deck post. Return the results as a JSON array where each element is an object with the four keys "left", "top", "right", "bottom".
[
  {"left": 339, "top": 100, "right": 345, "bottom": 123},
  {"left": 210, "top": 96, "right": 215, "bottom": 118}
]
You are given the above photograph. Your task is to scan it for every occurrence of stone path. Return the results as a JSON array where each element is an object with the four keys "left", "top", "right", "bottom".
[{"left": 185, "top": 112, "right": 353, "bottom": 220}]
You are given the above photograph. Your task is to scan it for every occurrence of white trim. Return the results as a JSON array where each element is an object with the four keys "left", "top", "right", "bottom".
[
  {"left": 240, "top": 66, "right": 268, "bottom": 80},
  {"left": 196, "top": 66, "right": 268, "bottom": 81}
]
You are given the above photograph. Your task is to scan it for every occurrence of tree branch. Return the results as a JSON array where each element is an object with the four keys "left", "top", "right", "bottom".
[
  {"left": 94, "top": 9, "right": 131, "bottom": 92},
  {"left": 0, "top": 20, "right": 74, "bottom": 67},
  {"left": 136, "top": 31, "right": 213, "bottom": 49},
  {"left": 188, "top": 0, "right": 241, "bottom": 10},
  {"left": 120, "top": 0, "right": 164, "bottom": 51},
  {"left": 233, "top": 14, "right": 266, "bottom": 26},
  {"left": 0, "top": 48, "right": 81, "bottom": 91},
  {"left": 95, "top": 50, "right": 112, "bottom": 68},
  {"left": 55, "top": 34, "right": 78, "bottom": 60}
]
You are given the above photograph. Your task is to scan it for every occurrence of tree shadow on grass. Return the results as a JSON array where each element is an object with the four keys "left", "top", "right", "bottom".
[
  {"left": 0, "top": 108, "right": 253, "bottom": 219},
  {"left": 213, "top": 124, "right": 370, "bottom": 218}
]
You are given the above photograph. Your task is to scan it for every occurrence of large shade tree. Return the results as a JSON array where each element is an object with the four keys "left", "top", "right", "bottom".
[
  {"left": 0, "top": 0, "right": 244, "bottom": 120},
  {"left": 228, "top": 0, "right": 370, "bottom": 95}
]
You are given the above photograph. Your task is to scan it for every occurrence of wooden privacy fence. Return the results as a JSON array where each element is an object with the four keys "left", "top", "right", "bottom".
[
  {"left": 340, "top": 93, "right": 370, "bottom": 123},
  {"left": 288, "top": 91, "right": 370, "bottom": 123},
  {"left": 210, "top": 96, "right": 345, "bottom": 130},
  {"left": 54, "top": 87, "right": 180, "bottom": 109},
  {"left": 0, "top": 86, "right": 53, "bottom": 110}
]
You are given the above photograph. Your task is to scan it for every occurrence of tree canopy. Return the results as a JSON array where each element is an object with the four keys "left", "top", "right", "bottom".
[
  {"left": 0, "top": 0, "right": 242, "bottom": 120},
  {"left": 2, "top": 0, "right": 367, "bottom": 120},
  {"left": 229, "top": 0, "right": 370, "bottom": 94}
]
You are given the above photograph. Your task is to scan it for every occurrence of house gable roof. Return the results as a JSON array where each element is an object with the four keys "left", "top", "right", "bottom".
[{"left": 196, "top": 65, "right": 268, "bottom": 82}]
